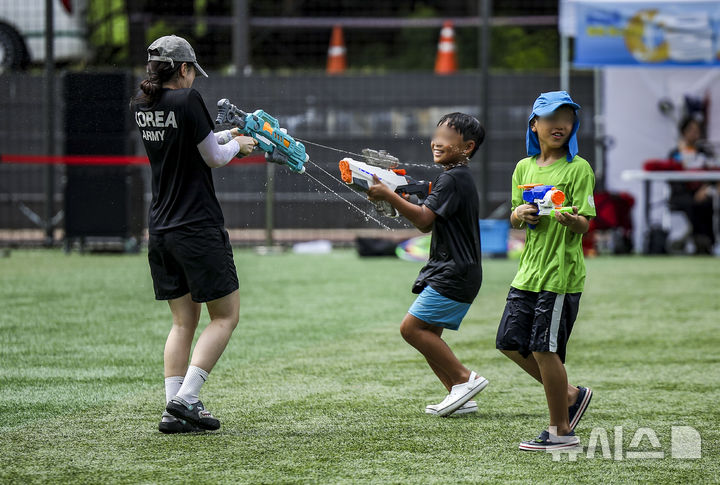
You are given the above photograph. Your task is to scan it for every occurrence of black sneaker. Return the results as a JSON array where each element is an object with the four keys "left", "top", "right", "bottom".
[
  {"left": 568, "top": 386, "right": 593, "bottom": 431},
  {"left": 519, "top": 430, "right": 580, "bottom": 451},
  {"left": 158, "top": 413, "right": 202, "bottom": 434},
  {"left": 166, "top": 397, "right": 221, "bottom": 431}
]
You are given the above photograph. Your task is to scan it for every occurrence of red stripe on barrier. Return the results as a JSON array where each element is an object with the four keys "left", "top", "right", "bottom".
[
  {"left": 232, "top": 154, "right": 266, "bottom": 165},
  {"left": 0, "top": 153, "right": 267, "bottom": 166},
  {"left": 0, "top": 154, "right": 149, "bottom": 165}
]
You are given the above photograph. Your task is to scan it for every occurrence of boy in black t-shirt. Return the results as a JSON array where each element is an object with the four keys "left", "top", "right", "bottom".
[{"left": 367, "top": 113, "right": 489, "bottom": 416}]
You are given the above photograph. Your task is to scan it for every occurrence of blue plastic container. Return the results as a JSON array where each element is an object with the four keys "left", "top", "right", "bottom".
[{"left": 479, "top": 219, "right": 510, "bottom": 257}]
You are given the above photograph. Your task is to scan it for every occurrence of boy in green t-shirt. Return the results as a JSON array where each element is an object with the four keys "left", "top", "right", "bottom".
[{"left": 496, "top": 91, "right": 596, "bottom": 451}]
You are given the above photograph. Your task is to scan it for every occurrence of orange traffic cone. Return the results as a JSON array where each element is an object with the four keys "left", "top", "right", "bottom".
[
  {"left": 327, "top": 25, "right": 347, "bottom": 74},
  {"left": 435, "top": 21, "right": 458, "bottom": 74}
]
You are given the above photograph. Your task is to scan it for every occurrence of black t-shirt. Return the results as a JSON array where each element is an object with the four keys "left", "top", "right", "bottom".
[
  {"left": 134, "top": 88, "right": 224, "bottom": 233},
  {"left": 412, "top": 165, "right": 482, "bottom": 303}
]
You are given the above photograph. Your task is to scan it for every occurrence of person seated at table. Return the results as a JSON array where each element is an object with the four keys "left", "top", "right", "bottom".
[{"left": 668, "top": 115, "right": 716, "bottom": 254}]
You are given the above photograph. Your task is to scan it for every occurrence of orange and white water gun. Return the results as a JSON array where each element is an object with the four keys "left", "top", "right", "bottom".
[{"left": 338, "top": 149, "right": 431, "bottom": 218}]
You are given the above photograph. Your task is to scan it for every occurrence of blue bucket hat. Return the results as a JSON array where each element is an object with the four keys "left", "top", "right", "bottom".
[{"left": 526, "top": 91, "right": 581, "bottom": 162}]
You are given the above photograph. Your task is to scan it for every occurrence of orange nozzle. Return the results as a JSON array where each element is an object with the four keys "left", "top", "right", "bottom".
[
  {"left": 392, "top": 169, "right": 407, "bottom": 176},
  {"left": 338, "top": 159, "right": 353, "bottom": 184},
  {"left": 551, "top": 189, "right": 565, "bottom": 205}
]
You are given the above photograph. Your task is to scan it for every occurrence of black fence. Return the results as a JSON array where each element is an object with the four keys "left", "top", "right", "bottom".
[{"left": 0, "top": 71, "right": 595, "bottom": 246}]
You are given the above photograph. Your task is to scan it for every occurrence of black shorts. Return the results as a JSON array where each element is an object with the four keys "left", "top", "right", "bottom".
[
  {"left": 496, "top": 287, "right": 581, "bottom": 363},
  {"left": 148, "top": 225, "right": 238, "bottom": 303}
]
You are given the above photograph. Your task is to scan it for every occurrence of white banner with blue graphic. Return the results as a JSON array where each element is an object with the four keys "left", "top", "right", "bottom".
[{"left": 572, "top": 1, "right": 720, "bottom": 66}]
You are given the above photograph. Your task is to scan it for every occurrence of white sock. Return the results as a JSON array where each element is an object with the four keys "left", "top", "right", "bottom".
[
  {"left": 162, "top": 376, "right": 184, "bottom": 422},
  {"left": 165, "top": 376, "right": 184, "bottom": 403},
  {"left": 176, "top": 365, "right": 209, "bottom": 404}
]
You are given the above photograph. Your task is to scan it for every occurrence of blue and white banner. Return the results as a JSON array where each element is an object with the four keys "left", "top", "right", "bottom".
[{"left": 572, "top": 1, "right": 720, "bottom": 66}]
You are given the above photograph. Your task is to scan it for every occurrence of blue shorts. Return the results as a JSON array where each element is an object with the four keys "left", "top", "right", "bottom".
[{"left": 408, "top": 285, "right": 471, "bottom": 331}]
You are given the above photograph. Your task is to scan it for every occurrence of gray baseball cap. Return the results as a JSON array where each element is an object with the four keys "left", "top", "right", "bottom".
[{"left": 147, "top": 35, "right": 208, "bottom": 78}]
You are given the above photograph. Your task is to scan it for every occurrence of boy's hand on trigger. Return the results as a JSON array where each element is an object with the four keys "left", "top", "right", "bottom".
[
  {"left": 515, "top": 204, "right": 540, "bottom": 226},
  {"left": 554, "top": 205, "right": 579, "bottom": 226},
  {"left": 367, "top": 174, "right": 395, "bottom": 202}
]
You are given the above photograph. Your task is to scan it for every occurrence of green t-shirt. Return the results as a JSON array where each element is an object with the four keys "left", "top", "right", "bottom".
[{"left": 511, "top": 155, "right": 596, "bottom": 294}]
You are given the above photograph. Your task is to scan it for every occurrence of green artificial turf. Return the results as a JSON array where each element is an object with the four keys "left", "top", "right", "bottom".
[{"left": 1, "top": 249, "right": 718, "bottom": 483}]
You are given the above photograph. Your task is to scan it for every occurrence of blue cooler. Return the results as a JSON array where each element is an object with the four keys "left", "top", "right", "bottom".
[{"left": 479, "top": 219, "right": 510, "bottom": 257}]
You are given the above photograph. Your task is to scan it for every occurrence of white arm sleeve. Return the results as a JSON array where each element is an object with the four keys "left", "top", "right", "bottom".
[
  {"left": 198, "top": 131, "right": 240, "bottom": 168},
  {"left": 214, "top": 130, "right": 233, "bottom": 145}
]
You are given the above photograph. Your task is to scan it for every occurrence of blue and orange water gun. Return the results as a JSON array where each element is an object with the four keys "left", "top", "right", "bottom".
[
  {"left": 518, "top": 183, "right": 573, "bottom": 229},
  {"left": 216, "top": 98, "right": 308, "bottom": 174}
]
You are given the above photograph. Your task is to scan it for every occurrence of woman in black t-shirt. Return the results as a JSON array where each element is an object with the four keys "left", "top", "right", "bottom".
[{"left": 131, "top": 35, "right": 256, "bottom": 433}]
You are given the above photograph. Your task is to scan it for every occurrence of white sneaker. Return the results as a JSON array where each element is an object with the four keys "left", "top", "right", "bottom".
[
  {"left": 434, "top": 371, "right": 489, "bottom": 417},
  {"left": 426, "top": 400, "right": 477, "bottom": 416}
]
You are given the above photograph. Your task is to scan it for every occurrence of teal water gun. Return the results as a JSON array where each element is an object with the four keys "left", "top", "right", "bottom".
[
  {"left": 518, "top": 183, "right": 573, "bottom": 229},
  {"left": 216, "top": 98, "right": 308, "bottom": 174}
]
